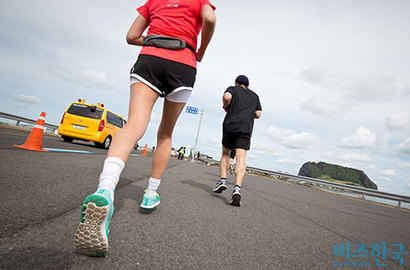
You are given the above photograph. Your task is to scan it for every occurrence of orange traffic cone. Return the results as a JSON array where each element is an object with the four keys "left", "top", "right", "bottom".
[
  {"left": 14, "top": 112, "right": 49, "bottom": 152},
  {"left": 173, "top": 151, "right": 176, "bottom": 159},
  {"left": 141, "top": 144, "right": 147, "bottom": 156}
]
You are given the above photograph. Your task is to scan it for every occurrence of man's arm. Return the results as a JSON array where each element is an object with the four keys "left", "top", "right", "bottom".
[
  {"left": 254, "top": 110, "right": 262, "bottom": 119},
  {"left": 196, "top": 5, "right": 216, "bottom": 62},
  {"left": 222, "top": 92, "right": 232, "bottom": 112},
  {"left": 254, "top": 96, "right": 262, "bottom": 119}
]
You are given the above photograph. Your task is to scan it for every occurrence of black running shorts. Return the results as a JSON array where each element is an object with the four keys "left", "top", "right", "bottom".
[
  {"left": 130, "top": 54, "right": 197, "bottom": 97},
  {"left": 222, "top": 132, "right": 251, "bottom": 151}
]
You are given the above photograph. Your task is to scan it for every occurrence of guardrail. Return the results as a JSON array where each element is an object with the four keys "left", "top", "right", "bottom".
[
  {"left": 0, "top": 111, "right": 59, "bottom": 133},
  {"left": 199, "top": 158, "right": 410, "bottom": 208}
]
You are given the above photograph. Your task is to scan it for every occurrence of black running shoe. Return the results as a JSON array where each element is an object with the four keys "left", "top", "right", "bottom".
[
  {"left": 213, "top": 180, "right": 227, "bottom": 193},
  {"left": 230, "top": 186, "right": 241, "bottom": 206}
]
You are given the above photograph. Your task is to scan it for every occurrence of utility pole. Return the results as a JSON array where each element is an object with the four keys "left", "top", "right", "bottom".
[
  {"left": 185, "top": 106, "right": 203, "bottom": 161},
  {"left": 192, "top": 109, "right": 203, "bottom": 161}
]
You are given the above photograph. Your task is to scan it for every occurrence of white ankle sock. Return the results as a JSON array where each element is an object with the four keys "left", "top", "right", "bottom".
[
  {"left": 145, "top": 177, "right": 161, "bottom": 197},
  {"left": 98, "top": 157, "right": 125, "bottom": 201}
]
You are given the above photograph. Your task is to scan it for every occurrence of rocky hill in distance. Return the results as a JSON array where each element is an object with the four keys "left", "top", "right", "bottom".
[{"left": 298, "top": 161, "right": 378, "bottom": 190}]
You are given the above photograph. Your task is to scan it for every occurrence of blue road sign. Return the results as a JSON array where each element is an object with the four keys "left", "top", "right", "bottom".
[{"left": 186, "top": 106, "right": 198, "bottom": 115}]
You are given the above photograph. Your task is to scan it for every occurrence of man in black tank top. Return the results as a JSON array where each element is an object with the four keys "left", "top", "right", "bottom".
[{"left": 213, "top": 75, "right": 262, "bottom": 206}]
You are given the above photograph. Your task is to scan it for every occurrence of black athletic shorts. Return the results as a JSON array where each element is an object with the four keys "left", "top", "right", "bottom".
[
  {"left": 130, "top": 54, "right": 197, "bottom": 97},
  {"left": 222, "top": 132, "right": 251, "bottom": 151}
]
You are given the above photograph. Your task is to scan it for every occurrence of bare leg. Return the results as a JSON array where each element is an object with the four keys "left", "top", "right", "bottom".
[
  {"left": 107, "top": 82, "right": 159, "bottom": 162},
  {"left": 151, "top": 99, "right": 186, "bottom": 179},
  {"left": 75, "top": 83, "right": 159, "bottom": 256},
  {"left": 219, "top": 146, "right": 231, "bottom": 179},
  {"left": 234, "top": 148, "right": 247, "bottom": 186}
]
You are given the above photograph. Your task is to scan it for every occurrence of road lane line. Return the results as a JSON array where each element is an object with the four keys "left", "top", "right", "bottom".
[{"left": 43, "top": 148, "right": 94, "bottom": 154}]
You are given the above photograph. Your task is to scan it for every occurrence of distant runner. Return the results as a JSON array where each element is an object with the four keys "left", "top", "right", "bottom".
[
  {"left": 74, "top": 0, "right": 216, "bottom": 257},
  {"left": 213, "top": 75, "right": 262, "bottom": 206}
]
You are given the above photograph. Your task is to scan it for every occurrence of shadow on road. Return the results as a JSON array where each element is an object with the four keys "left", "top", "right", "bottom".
[
  {"left": 204, "top": 172, "right": 219, "bottom": 178},
  {"left": 138, "top": 207, "right": 157, "bottom": 215},
  {"left": 113, "top": 178, "right": 144, "bottom": 212},
  {"left": 181, "top": 179, "right": 230, "bottom": 205},
  {"left": 1, "top": 247, "right": 76, "bottom": 270},
  {"left": 113, "top": 177, "right": 159, "bottom": 215}
]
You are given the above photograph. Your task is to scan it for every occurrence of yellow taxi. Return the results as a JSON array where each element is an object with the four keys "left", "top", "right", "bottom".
[{"left": 58, "top": 99, "right": 126, "bottom": 149}]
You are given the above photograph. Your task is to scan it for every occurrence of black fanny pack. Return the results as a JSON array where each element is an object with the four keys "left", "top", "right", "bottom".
[{"left": 142, "top": 35, "right": 196, "bottom": 54}]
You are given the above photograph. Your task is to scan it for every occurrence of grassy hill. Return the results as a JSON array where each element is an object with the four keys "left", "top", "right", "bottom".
[{"left": 298, "top": 162, "right": 377, "bottom": 190}]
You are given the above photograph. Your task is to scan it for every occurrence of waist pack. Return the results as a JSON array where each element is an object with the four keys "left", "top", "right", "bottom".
[{"left": 142, "top": 35, "right": 195, "bottom": 54}]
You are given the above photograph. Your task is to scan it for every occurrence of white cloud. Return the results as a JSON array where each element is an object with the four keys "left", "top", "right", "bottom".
[
  {"left": 299, "top": 67, "right": 398, "bottom": 102},
  {"left": 324, "top": 152, "right": 333, "bottom": 159},
  {"left": 339, "top": 153, "right": 372, "bottom": 162},
  {"left": 396, "top": 138, "right": 410, "bottom": 155},
  {"left": 276, "top": 159, "right": 299, "bottom": 166},
  {"left": 380, "top": 135, "right": 391, "bottom": 149},
  {"left": 385, "top": 112, "right": 410, "bottom": 130},
  {"left": 381, "top": 177, "right": 394, "bottom": 182},
  {"left": 300, "top": 96, "right": 340, "bottom": 116},
  {"left": 12, "top": 94, "right": 43, "bottom": 104},
  {"left": 44, "top": 64, "right": 114, "bottom": 89},
  {"left": 267, "top": 151, "right": 283, "bottom": 157},
  {"left": 252, "top": 141, "right": 282, "bottom": 157},
  {"left": 400, "top": 87, "right": 410, "bottom": 98},
  {"left": 264, "top": 125, "right": 317, "bottom": 149},
  {"left": 340, "top": 127, "right": 376, "bottom": 149},
  {"left": 379, "top": 169, "right": 396, "bottom": 176},
  {"left": 398, "top": 161, "right": 410, "bottom": 168}
]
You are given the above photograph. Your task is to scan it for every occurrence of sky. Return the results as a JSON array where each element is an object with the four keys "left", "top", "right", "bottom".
[{"left": 0, "top": 0, "right": 409, "bottom": 195}]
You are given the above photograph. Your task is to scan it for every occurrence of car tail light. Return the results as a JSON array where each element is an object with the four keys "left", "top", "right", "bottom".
[
  {"left": 60, "top": 112, "right": 66, "bottom": 124},
  {"left": 98, "top": 119, "right": 105, "bottom": 131}
]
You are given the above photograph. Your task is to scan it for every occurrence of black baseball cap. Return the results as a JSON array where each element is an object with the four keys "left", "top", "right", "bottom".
[{"left": 235, "top": 75, "right": 249, "bottom": 86}]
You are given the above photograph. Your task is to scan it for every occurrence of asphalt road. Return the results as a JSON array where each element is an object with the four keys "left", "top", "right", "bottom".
[{"left": 0, "top": 126, "right": 409, "bottom": 270}]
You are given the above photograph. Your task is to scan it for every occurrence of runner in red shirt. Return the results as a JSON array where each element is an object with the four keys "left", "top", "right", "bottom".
[
  {"left": 136, "top": 0, "right": 215, "bottom": 68},
  {"left": 74, "top": 0, "right": 216, "bottom": 257}
]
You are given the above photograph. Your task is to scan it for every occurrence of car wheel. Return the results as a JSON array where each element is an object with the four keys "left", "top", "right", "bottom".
[
  {"left": 62, "top": 136, "right": 73, "bottom": 143},
  {"left": 102, "top": 136, "right": 111, "bottom": 149}
]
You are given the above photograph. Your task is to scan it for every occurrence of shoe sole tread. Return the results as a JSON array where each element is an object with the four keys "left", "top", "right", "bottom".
[
  {"left": 213, "top": 185, "right": 227, "bottom": 193},
  {"left": 230, "top": 193, "right": 241, "bottom": 207},
  {"left": 74, "top": 202, "right": 109, "bottom": 257}
]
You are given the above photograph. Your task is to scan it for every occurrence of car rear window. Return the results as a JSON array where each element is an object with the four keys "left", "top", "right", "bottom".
[
  {"left": 67, "top": 103, "right": 103, "bottom": 119},
  {"left": 106, "top": 111, "right": 124, "bottom": 128}
]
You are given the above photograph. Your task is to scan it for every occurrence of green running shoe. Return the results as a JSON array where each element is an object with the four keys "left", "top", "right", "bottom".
[
  {"left": 74, "top": 189, "right": 114, "bottom": 257},
  {"left": 140, "top": 191, "right": 160, "bottom": 209}
]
